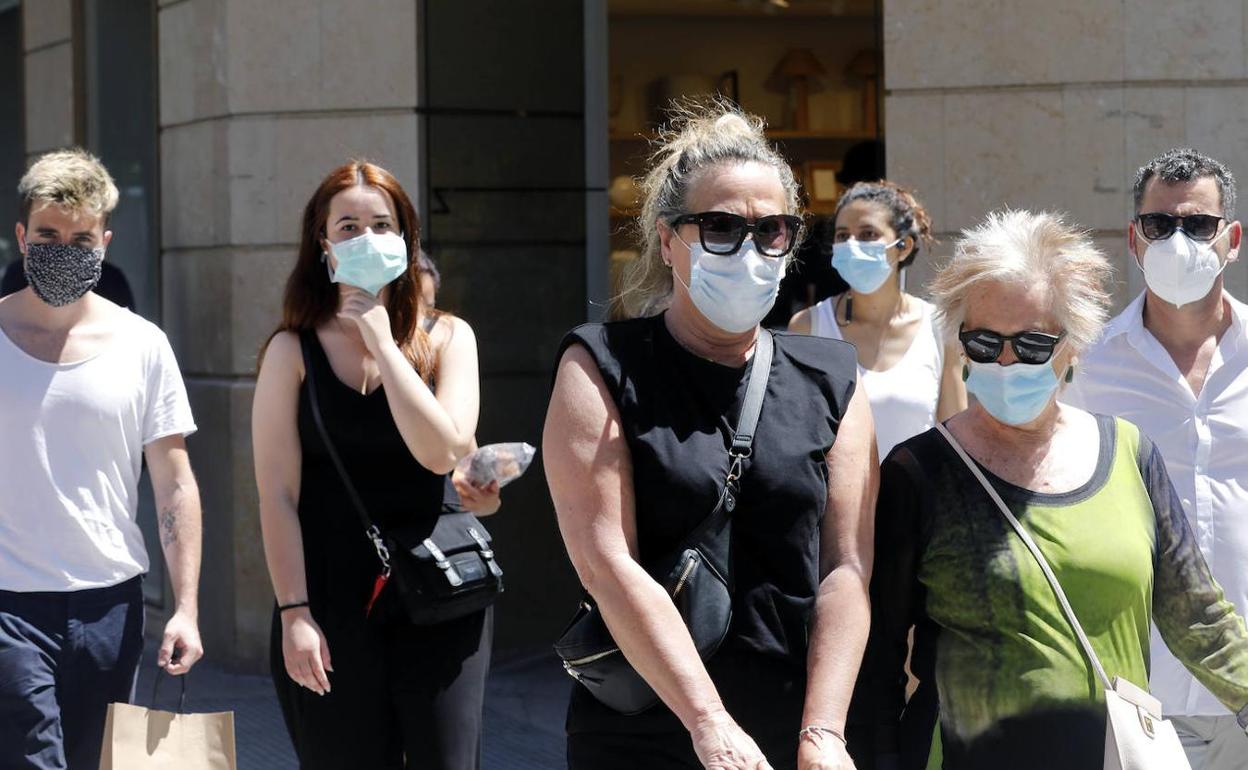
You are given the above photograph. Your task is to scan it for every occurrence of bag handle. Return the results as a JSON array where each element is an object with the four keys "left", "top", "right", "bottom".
[
  {"left": 300, "top": 332, "right": 393, "bottom": 576},
  {"left": 935, "top": 422, "right": 1114, "bottom": 692},
  {"left": 150, "top": 671, "right": 187, "bottom": 714}
]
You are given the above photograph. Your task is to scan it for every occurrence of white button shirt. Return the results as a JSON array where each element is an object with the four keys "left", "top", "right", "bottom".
[{"left": 1063, "top": 291, "right": 1248, "bottom": 717}]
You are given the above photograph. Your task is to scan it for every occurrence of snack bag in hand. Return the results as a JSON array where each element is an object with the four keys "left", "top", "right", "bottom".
[{"left": 456, "top": 442, "right": 536, "bottom": 489}]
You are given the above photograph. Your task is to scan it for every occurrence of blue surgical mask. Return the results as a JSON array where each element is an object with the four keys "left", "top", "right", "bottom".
[
  {"left": 673, "top": 235, "right": 785, "bottom": 334},
  {"left": 965, "top": 359, "right": 1062, "bottom": 426},
  {"left": 328, "top": 231, "right": 409, "bottom": 295},
  {"left": 831, "top": 237, "right": 900, "bottom": 294}
]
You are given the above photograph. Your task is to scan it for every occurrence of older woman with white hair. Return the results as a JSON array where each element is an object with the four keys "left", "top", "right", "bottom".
[{"left": 847, "top": 210, "right": 1248, "bottom": 770}]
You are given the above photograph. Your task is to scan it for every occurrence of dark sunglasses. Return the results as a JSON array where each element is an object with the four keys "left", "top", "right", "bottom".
[
  {"left": 670, "top": 211, "right": 803, "bottom": 258},
  {"left": 958, "top": 326, "right": 1066, "bottom": 365},
  {"left": 1136, "top": 212, "right": 1226, "bottom": 242}
]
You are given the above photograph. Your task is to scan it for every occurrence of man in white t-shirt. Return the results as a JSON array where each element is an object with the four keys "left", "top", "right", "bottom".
[
  {"left": 1064, "top": 147, "right": 1248, "bottom": 768},
  {"left": 0, "top": 149, "right": 204, "bottom": 770}
]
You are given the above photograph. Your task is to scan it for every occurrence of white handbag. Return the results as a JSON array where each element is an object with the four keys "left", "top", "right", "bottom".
[{"left": 936, "top": 423, "right": 1192, "bottom": 770}]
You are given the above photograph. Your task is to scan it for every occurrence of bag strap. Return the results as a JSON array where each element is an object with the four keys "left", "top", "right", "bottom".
[
  {"left": 672, "top": 329, "right": 773, "bottom": 576},
  {"left": 150, "top": 671, "right": 187, "bottom": 714},
  {"left": 300, "top": 332, "right": 393, "bottom": 576},
  {"left": 935, "top": 422, "right": 1114, "bottom": 692}
]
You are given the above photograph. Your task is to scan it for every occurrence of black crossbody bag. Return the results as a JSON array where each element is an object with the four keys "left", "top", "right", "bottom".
[
  {"left": 553, "top": 329, "right": 773, "bottom": 714},
  {"left": 300, "top": 333, "right": 503, "bottom": 625}
]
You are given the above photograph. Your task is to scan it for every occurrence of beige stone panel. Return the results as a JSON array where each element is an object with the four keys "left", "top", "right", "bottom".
[
  {"left": 22, "top": 0, "right": 72, "bottom": 51},
  {"left": 1184, "top": 87, "right": 1248, "bottom": 208},
  {"left": 942, "top": 90, "right": 1068, "bottom": 233},
  {"left": 23, "top": 43, "right": 75, "bottom": 154},
  {"left": 884, "top": 92, "right": 947, "bottom": 230},
  {"left": 226, "top": 113, "right": 419, "bottom": 246},
  {"left": 1061, "top": 89, "right": 1129, "bottom": 232},
  {"left": 1090, "top": 231, "right": 1137, "bottom": 316},
  {"left": 1123, "top": 87, "right": 1186, "bottom": 196},
  {"left": 1125, "top": 2, "right": 1243, "bottom": 81},
  {"left": 160, "top": 119, "right": 231, "bottom": 249},
  {"left": 885, "top": 0, "right": 1123, "bottom": 91},
  {"left": 161, "top": 245, "right": 295, "bottom": 376},
  {"left": 224, "top": 0, "right": 417, "bottom": 114},
  {"left": 158, "top": 0, "right": 229, "bottom": 127}
]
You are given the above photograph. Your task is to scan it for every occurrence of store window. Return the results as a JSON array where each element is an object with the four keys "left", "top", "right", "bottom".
[{"left": 606, "top": 0, "right": 883, "bottom": 325}]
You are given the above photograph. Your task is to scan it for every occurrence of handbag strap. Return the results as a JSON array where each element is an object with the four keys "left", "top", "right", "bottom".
[
  {"left": 300, "top": 332, "right": 393, "bottom": 575},
  {"left": 150, "top": 671, "right": 187, "bottom": 713},
  {"left": 935, "top": 421, "right": 1114, "bottom": 692}
]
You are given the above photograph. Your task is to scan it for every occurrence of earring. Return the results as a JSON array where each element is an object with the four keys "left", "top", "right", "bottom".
[
  {"left": 1065, "top": 366, "right": 1074, "bottom": 383},
  {"left": 321, "top": 251, "right": 328, "bottom": 263},
  {"left": 962, "top": 363, "right": 970, "bottom": 382}
]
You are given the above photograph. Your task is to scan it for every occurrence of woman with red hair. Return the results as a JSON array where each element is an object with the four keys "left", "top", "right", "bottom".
[{"left": 252, "top": 160, "right": 486, "bottom": 769}]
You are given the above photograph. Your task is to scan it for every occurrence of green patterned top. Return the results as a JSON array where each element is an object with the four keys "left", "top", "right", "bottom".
[{"left": 850, "top": 415, "right": 1248, "bottom": 770}]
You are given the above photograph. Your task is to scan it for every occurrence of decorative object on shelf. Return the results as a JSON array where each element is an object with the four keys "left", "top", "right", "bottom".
[
  {"left": 845, "top": 49, "right": 881, "bottom": 135},
  {"left": 609, "top": 175, "right": 641, "bottom": 210},
  {"left": 651, "top": 71, "right": 740, "bottom": 124},
  {"left": 766, "top": 48, "right": 827, "bottom": 131},
  {"left": 807, "top": 83, "right": 863, "bottom": 133},
  {"left": 804, "top": 161, "right": 843, "bottom": 214}
]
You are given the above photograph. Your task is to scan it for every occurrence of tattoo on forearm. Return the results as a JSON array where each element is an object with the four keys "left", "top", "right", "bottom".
[{"left": 159, "top": 507, "right": 178, "bottom": 547}]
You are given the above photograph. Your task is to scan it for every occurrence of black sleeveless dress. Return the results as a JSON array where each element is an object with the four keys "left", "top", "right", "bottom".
[
  {"left": 559, "top": 313, "right": 859, "bottom": 770},
  {"left": 269, "top": 331, "right": 492, "bottom": 770}
]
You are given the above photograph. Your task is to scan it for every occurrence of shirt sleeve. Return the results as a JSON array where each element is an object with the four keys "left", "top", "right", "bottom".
[
  {"left": 142, "top": 329, "right": 197, "bottom": 445},
  {"left": 1144, "top": 435, "right": 1248, "bottom": 722},
  {"left": 848, "top": 445, "right": 933, "bottom": 769}
]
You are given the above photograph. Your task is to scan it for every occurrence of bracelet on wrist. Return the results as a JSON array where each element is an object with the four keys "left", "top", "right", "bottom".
[
  {"left": 798, "top": 725, "right": 846, "bottom": 747},
  {"left": 278, "top": 601, "right": 310, "bottom": 613}
]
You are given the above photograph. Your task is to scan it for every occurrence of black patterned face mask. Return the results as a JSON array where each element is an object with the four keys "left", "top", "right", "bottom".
[{"left": 23, "top": 242, "right": 105, "bottom": 307}]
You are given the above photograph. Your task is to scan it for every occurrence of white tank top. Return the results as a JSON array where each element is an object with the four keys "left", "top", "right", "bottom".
[{"left": 810, "top": 295, "right": 944, "bottom": 459}]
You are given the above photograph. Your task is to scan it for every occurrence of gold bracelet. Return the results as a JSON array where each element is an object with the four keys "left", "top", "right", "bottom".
[{"left": 798, "top": 725, "right": 847, "bottom": 746}]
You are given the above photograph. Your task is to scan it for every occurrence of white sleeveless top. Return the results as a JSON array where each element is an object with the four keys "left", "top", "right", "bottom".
[{"left": 810, "top": 295, "right": 944, "bottom": 459}]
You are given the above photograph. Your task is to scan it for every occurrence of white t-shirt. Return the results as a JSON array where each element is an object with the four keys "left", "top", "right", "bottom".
[
  {"left": 0, "top": 310, "right": 197, "bottom": 591},
  {"left": 810, "top": 296, "right": 944, "bottom": 459}
]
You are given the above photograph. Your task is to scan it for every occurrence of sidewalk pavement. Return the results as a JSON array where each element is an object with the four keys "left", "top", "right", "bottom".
[{"left": 136, "top": 642, "right": 570, "bottom": 769}]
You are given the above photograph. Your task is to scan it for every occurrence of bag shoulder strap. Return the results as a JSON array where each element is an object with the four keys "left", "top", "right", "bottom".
[
  {"left": 731, "top": 328, "right": 773, "bottom": 456},
  {"left": 299, "top": 332, "right": 382, "bottom": 538},
  {"left": 935, "top": 421, "right": 1114, "bottom": 691}
]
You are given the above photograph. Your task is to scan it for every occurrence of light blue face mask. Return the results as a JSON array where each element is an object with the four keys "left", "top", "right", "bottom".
[
  {"left": 672, "top": 235, "right": 786, "bottom": 334},
  {"left": 965, "top": 358, "right": 1063, "bottom": 426},
  {"left": 831, "top": 237, "right": 901, "bottom": 294},
  {"left": 328, "top": 231, "right": 409, "bottom": 296}
]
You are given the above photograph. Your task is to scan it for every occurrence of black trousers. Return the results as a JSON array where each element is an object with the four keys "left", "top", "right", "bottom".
[
  {"left": 271, "top": 604, "right": 493, "bottom": 770},
  {"left": 0, "top": 577, "right": 145, "bottom": 770}
]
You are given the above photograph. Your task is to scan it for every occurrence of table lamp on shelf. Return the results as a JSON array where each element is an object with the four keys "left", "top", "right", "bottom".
[
  {"left": 845, "top": 49, "right": 881, "bottom": 135},
  {"left": 766, "top": 48, "right": 827, "bottom": 131}
]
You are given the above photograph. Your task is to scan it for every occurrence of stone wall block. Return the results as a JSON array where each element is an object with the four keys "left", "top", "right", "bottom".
[
  {"left": 885, "top": 0, "right": 1123, "bottom": 90},
  {"left": 22, "top": 0, "right": 72, "bottom": 51},
  {"left": 23, "top": 44, "right": 74, "bottom": 153},
  {"left": 158, "top": 0, "right": 229, "bottom": 127},
  {"left": 1125, "top": 2, "right": 1243, "bottom": 81},
  {"left": 883, "top": 92, "right": 947, "bottom": 230}
]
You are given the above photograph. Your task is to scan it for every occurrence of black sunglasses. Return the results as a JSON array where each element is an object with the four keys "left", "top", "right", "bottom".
[
  {"left": 670, "top": 211, "right": 803, "bottom": 258},
  {"left": 1136, "top": 212, "right": 1226, "bottom": 242},
  {"left": 958, "top": 326, "right": 1066, "bottom": 365}
]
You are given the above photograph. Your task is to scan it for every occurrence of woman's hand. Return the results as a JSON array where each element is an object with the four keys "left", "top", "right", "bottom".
[
  {"left": 281, "top": 607, "right": 333, "bottom": 696},
  {"left": 690, "top": 709, "right": 774, "bottom": 770},
  {"left": 452, "top": 470, "right": 501, "bottom": 516},
  {"left": 338, "top": 286, "right": 393, "bottom": 355},
  {"left": 797, "top": 733, "right": 856, "bottom": 770}
]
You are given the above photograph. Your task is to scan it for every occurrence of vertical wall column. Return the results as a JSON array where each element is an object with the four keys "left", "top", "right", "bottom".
[{"left": 157, "top": 0, "right": 421, "bottom": 670}]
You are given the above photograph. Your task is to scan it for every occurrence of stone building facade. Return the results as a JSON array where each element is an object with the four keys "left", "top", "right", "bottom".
[{"left": 5, "top": 0, "right": 1248, "bottom": 670}]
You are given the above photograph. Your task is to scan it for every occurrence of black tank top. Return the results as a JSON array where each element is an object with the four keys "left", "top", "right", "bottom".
[
  {"left": 559, "top": 313, "right": 859, "bottom": 664},
  {"left": 296, "top": 331, "right": 446, "bottom": 625}
]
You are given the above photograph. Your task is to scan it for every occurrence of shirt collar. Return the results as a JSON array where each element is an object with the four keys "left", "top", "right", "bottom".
[{"left": 1115, "top": 289, "right": 1248, "bottom": 353}]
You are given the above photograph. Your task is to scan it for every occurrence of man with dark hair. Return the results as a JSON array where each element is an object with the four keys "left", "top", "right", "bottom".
[{"left": 1065, "top": 147, "right": 1248, "bottom": 768}]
